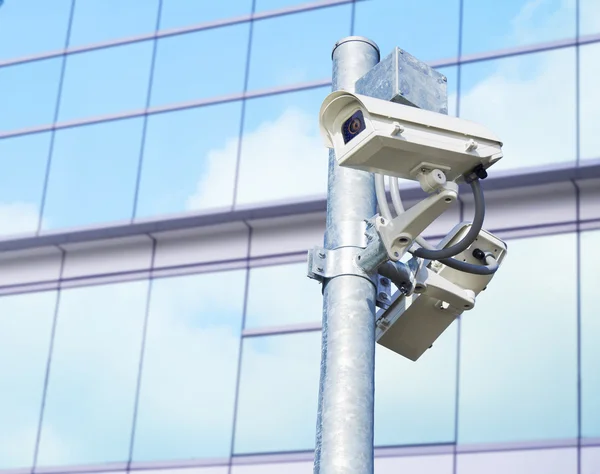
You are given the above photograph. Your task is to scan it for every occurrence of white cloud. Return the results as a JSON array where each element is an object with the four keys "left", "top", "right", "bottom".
[
  {"left": 0, "top": 202, "right": 41, "bottom": 237},
  {"left": 187, "top": 107, "right": 328, "bottom": 209}
]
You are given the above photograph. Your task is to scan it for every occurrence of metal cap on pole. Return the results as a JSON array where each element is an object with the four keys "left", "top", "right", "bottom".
[{"left": 314, "top": 36, "right": 380, "bottom": 474}]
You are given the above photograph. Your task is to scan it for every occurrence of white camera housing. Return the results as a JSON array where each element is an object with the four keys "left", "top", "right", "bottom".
[
  {"left": 319, "top": 91, "right": 503, "bottom": 182},
  {"left": 376, "top": 223, "right": 508, "bottom": 361}
]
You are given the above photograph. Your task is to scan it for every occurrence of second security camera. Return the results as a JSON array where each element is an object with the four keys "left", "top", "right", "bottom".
[{"left": 319, "top": 91, "right": 504, "bottom": 182}]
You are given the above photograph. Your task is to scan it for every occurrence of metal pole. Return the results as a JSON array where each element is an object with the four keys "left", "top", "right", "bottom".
[{"left": 314, "top": 37, "right": 380, "bottom": 474}]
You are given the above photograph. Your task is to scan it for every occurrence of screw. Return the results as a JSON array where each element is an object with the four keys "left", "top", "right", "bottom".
[
  {"left": 380, "top": 277, "right": 390, "bottom": 286},
  {"left": 399, "top": 49, "right": 404, "bottom": 54},
  {"left": 378, "top": 292, "right": 389, "bottom": 301},
  {"left": 317, "top": 267, "right": 324, "bottom": 272},
  {"left": 318, "top": 252, "right": 326, "bottom": 259},
  {"left": 379, "top": 217, "right": 385, "bottom": 225}
]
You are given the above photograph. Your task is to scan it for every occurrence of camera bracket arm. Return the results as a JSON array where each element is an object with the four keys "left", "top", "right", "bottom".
[{"left": 356, "top": 181, "right": 458, "bottom": 273}]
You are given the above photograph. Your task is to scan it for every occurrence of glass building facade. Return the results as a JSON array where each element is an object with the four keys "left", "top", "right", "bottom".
[{"left": 0, "top": 0, "right": 599, "bottom": 473}]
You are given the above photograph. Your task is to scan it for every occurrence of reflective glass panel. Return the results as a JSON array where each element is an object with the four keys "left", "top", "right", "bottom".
[
  {"left": 37, "top": 281, "right": 148, "bottom": 466},
  {"left": 136, "top": 102, "right": 243, "bottom": 218},
  {"left": 458, "top": 234, "right": 578, "bottom": 444},
  {"left": 0, "top": 291, "right": 57, "bottom": 469},
  {"left": 579, "top": 42, "right": 600, "bottom": 161},
  {"left": 234, "top": 331, "right": 321, "bottom": 453},
  {"left": 459, "top": 48, "right": 576, "bottom": 171},
  {"left": 235, "top": 87, "right": 329, "bottom": 206},
  {"left": 42, "top": 118, "right": 143, "bottom": 230},
  {"left": 132, "top": 270, "right": 246, "bottom": 461}
]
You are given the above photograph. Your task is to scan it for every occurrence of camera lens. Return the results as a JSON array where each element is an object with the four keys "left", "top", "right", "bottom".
[
  {"left": 348, "top": 117, "right": 362, "bottom": 134},
  {"left": 342, "top": 110, "right": 366, "bottom": 144}
]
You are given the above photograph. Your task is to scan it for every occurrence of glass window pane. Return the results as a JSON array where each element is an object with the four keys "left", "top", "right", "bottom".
[
  {"left": 579, "top": 43, "right": 600, "bottom": 161},
  {"left": 245, "top": 262, "right": 322, "bottom": 329},
  {"left": 236, "top": 87, "right": 329, "bottom": 206},
  {"left": 136, "top": 102, "right": 242, "bottom": 218},
  {"left": 375, "top": 455, "right": 453, "bottom": 474},
  {"left": 232, "top": 462, "right": 312, "bottom": 474},
  {"left": 0, "top": 291, "right": 57, "bottom": 470},
  {"left": 458, "top": 234, "right": 578, "bottom": 444},
  {"left": 457, "top": 448, "right": 577, "bottom": 474},
  {"left": 459, "top": 48, "right": 576, "bottom": 171},
  {"left": 375, "top": 324, "right": 457, "bottom": 446},
  {"left": 0, "top": 59, "right": 61, "bottom": 131},
  {"left": 462, "top": 0, "right": 575, "bottom": 56},
  {"left": 581, "top": 230, "right": 600, "bottom": 438},
  {"left": 159, "top": 0, "right": 252, "bottom": 29},
  {"left": 582, "top": 447, "right": 600, "bottom": 474},
  {"left": 58, "top": 43, "right": 153, "bottom": 122},
  {"left": 0, "top": 133, "right": 51, "bottom": 237},
  {"left": 132, "top": 270, "right": 246, "bottom": 461},
  {"left": 355, "top": 0, "right": 459, "bottom": 62},
  {"left": 69, "top": 0, "right": 160, "bottom": 47},
  {"left": 234, "top": 332, "right": 321, "bottom": 453},
  {"left": 255, "top": 0, "right": 310, "bottom": 11},
  {"left": 0, "top": 0, "right": 71, "bottom": 60},
  {"left": 580, "top": 0, "right": 600, "bottom": 36},
  {"left": 37, "top": 281, "right": 148, "bottom": 466},
  {"left": 42, "top": 118, "right": 143, "bottom": 230},
  {"left": 247, "top": 5, "right": 351, "bottom": 91},
  {"left": 150, "top": 25, "right": 249, "bottom": 108}
]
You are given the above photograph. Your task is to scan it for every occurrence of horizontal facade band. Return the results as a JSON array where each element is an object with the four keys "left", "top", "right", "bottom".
[{"left": 0, "top": 438, "right": 596, "bottom": 474}]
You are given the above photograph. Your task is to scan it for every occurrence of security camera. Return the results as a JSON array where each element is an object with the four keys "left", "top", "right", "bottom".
[
  {"left": 375, "top": 223, "right": 507, "bottom": 361},
  {"left": 319, "top": 91, "right": 503, "bottom": 182}
]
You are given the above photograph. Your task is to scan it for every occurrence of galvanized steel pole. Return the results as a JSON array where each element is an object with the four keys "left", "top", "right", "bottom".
[{"left": 314, "top": 37, "right": 380, "bottom": 474}]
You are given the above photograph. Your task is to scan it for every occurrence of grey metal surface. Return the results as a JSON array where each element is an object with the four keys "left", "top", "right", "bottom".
[
  {"left": 308, "top": 246, "right": 376, "bottom": 284},
  {"left": 314, "top": 36, "right": 380, "bottom": 474},
  {"left": 355, "top": 47, "right": 448, "bottom": 114}
]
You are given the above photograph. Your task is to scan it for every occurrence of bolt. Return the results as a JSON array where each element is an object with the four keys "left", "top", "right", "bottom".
[
  {"left": 420, "top": 167, "right": 427, "bottom": 173},
  {"left": 378, "top": 292, "right": 389, "bottom": 301},
  {"left": 379, "top": 217, "right": 385, "bottom": 225},
  {"left": 399, "top": 49, "right": 404, "bottom": 54},
  {"left": 318, "top": 252, "right": 326, "bottom": 259},
  {"left": 442, "top": 76, "right": 447, "bottom": 82},
  {"left": 317, "top": 267, "right": 324, "bottom": 272},
  {"left": 380, "top": 277, "right": 390, "bottom": 286}
]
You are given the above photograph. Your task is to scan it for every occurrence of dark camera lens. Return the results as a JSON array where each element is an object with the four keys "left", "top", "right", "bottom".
[
  {"left": 342, "top": 110, "right": 366, "bottom": 144},
  {"left": 348, "top": 117, "right": 362, "bottom": 134}
]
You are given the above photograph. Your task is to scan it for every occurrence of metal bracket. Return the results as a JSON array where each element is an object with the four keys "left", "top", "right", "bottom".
[
  {"left": 376, "top": 183, "right": 458, "bottom": 261},
  {"left": 307, "top": 246, "right": 378, "bottom": 286},
  {"left": 376, "top": 276, "right": 392, "bottom": 310}
]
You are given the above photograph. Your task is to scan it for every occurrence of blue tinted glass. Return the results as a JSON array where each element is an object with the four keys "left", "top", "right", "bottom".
[
  {"left": 58, "top": 43, "right": 153, "bottom": 122},
  {"left": 0, "top": 291, "right": 56, "bottom": 469},
  {"left": 245, "top": 262, "right": 322, "bottom": 329},
  {"left": 132, "top": 270, "right": 246, "bottom": 461},
  {"left": 458, "top": 234, "right": 578, "bottom": 444},
  {"left": 255, "top": 0, "right": 312, "bottom": 11},
  {"left": 150, "top": 25, "right": 249, "bottom": 108},
  {"left": 462, "top": 0, "right": 575, "bottom": 56},
  {"left": 355, "top": 0, "right": 459, "bottom": 62},
  {"left": 136, "top": 102, "right": 242, "bottom": 218},
  {"left": 234, "top": 332, "right": 321, "bottom": 453},
  {"left": 235, "top": 87, "right": 329, "bottom": 206},
  {"left": 580, "top": 0, "right": 600, "bottom": 36},
  {"left": 247, "top": 5, "right": 351, "bottom": 90},
  {"left": 459, "top": 48, "right": 576, "bottom": 171},
  {"left": 375, "top": 324, "right": 457, "bottom": 446},
  {"left": 0, "top": 59, "right": 61, "bottom": 131},
  {"left": 580, "top": 43, "right": 600, "bottom": 161},
  {"left": 37, "top": 281, "right": 148, "bottom": 466},
  {"left": 69, "top": 0, "right": 160, "bottom": 47},
  {"left": 582, "top": 230, "right": 600, "bottom": 438},
  {"left": 0, "top": 0, "right": 71, "bottom": 60},
  {"left": 42, "top": 118, "right": 143, "bottom": 230},
  {"left": 159, "top": 0, "right": 252, "bottom": 29},
  {"left": 0, "top": 133, "right": 50, "bottom": 237}
]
